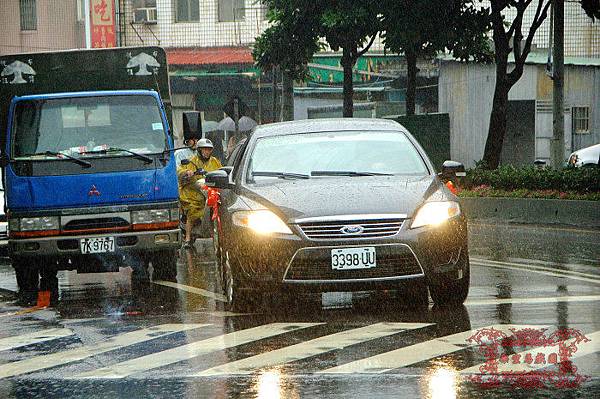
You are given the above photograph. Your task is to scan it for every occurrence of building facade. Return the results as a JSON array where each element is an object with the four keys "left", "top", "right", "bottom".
[
  {"left": 0, "top": 0, "right": 85, "bottom": 55},
  {"left": 439, "top": 55, "right": 600, "bottom": 168}
]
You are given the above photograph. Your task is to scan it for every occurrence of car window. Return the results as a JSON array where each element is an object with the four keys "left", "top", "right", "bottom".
[
  {"left": 228, "top": 137, "right": 247, "bottom": 180},
  {"left": 247, "top": 130, "right": 428, "bottom": 181}
]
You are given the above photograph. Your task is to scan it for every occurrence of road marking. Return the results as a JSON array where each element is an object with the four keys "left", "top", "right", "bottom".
[
  {"left": 0, "top": 323, "right": 208, "bottom": 379},
  {"left": 461, "top": 330, "right": 600, "bottom": 374},
  {"left": 471, "top": 258, "right": 600, "bottom": 280},
  {"left": 194, "top": 322, "right": 432, "bottom": 376},
  {"left": 0, "top": 328, "right": 75, "bottom": 352},
  {"left": 465, "top": 295, "right": 600, "bottom": 306},
  {"left": 152, "top": 280, "right": 227, "bottom": 302},
  {"left": 472, "top": 261, "right": 600, "bottom": 284},
  {"left": 73, "top": 323, "right": 320, "bottom": 379},
  {"left": 320, "top": 324, "right": 544, "bottom": 374}
]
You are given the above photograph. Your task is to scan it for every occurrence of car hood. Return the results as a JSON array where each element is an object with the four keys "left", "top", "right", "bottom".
[{"left": 241, "top": 175, "right": 444, "bottom": 222}]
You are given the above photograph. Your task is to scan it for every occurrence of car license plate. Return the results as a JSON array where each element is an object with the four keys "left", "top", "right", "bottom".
[
  {"left": 331, "top": 247, "right": 376, "bottom": 270},
  {"left": 80, "top": 237, "right": 115, "bottom": 254}
]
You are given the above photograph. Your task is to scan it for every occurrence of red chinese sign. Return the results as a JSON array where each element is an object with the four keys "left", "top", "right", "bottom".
[
  {"left": 90, "top": 0, "right": 116, "bottom": 48},
  {"left": 466, "top": 327, "right": 590, "bottom": 389}
]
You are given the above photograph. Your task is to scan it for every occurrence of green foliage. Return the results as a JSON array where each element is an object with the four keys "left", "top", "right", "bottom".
[
  {"left": 459, "top": 188, "right": 600, "bottom": 201},
  {"left": 381, "top": 1, "right": 492, "bottom": 61},
  {"left": 462, "top": 166, "right": 600, "bottom": 193}
]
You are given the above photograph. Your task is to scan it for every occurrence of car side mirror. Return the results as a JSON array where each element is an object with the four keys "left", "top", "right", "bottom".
[
  {"left": 206, "top": 170, "right": 233, "bottom": 189},
  {"left": 220, "top": 166, "right": 233, "bottom": 175},
  {"left": 440, "top": 160, "right": 466, "bottom": 180}
]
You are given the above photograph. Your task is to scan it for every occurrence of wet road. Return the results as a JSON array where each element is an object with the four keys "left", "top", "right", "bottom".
[{"left": 0, "top": 222, "right": 599, "bottom": 398}]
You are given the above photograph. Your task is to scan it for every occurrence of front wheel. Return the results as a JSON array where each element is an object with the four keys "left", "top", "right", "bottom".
[
  {"left": 219, "top": 250, "right": 259, "bottom": 312},
  {"left": 428, "top": 253, "right": 470, "bottom": 306}
]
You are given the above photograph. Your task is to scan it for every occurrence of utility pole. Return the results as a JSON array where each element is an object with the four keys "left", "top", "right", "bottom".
[
  {"left": 280, "top": 71, "right": 294, "bottom": 121},
  {"left": 271, "top": 66, "right": 279, "bottom": 123},
  {"left": 551, "top": 0, "right": 564, "bottom": 169},
  {"left": 84, "top": 0, "right": 92, "bottom": 49}
]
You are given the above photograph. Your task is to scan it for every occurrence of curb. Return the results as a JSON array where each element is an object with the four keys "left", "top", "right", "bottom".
[{"left": 460, "top": 197, "right": 600, "bottom": 228}]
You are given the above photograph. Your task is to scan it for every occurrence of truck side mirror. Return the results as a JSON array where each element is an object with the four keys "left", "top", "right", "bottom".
[
  {"left": 440, "top": 160, "right": 466, "bottom": 180},
  {"left": 182, "top": 111, "right": 202, "bottom": 141}
]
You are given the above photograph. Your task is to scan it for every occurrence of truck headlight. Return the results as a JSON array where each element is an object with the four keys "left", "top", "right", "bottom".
[
  {"left": 10, "top": 216, "right": 60, "bottom": 231},
  {"left": 232, "top": 210, "right": 293, "bottom": 235},
  {"left": 131, "top": 209, "right": 171, "bottom": 224},
  {"left": 411, "top": 201, "right": 461, "bottom": 229}
]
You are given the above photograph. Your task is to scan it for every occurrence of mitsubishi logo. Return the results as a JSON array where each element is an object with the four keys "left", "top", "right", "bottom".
[
  {"left": 88, "top": 185, "right": 101, "bottom": 196},
  {"left": 340, "top": 225, "right": 364, "bottom": 235}
]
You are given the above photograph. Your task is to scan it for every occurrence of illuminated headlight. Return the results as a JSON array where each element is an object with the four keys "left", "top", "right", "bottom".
[
  {"left": 131, "top": 209, "right": 171, "bottom": 224},
  {"left": 232, "top": 210, "right": 293, "bottom": 235},
  {"left": 10, "top": 216, "right": 59, "bottom": 231},
  {"left": 411, "top": 201, "right": 461, "bottom": 229}
]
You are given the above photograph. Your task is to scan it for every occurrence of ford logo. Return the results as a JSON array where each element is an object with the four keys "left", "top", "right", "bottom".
[{"left": 340, "top": 225, "right": 364, "bottom": 235}]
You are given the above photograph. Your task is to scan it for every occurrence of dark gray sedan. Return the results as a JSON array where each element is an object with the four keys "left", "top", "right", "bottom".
[{"left": 207, "top": 118, "right": 469, "bottom": 309}]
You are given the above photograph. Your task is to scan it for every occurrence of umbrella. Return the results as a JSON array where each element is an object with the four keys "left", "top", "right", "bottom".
[
  {"left": 202, "top": 120, "right": 220, "bottom": 133},
  {"left": 217, "top": 116, "right": 257, "bottom": 132}
]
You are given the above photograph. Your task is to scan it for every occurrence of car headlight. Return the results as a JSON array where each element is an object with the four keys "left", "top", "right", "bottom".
[
  {"left": 131, "top": 209, "right": 171, "bottom": 224},
  {"left": 232, "top": 210, "right": 293, "bottom": 235},
  {"left": 411, "top": 201, "right": 461, "bottom": 229},
  {"left": 10, "top": 216, "right": 60, "bottom": 231}
]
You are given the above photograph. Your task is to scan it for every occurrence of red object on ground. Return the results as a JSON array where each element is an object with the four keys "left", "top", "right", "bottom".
[{"left": 36, "top": 291, "right": 51, "bottom": 308}]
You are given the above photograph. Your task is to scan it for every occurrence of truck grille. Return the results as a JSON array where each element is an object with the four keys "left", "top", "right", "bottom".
[
  {"left": 284, "top": 245, "right": 423, "bottom": 282},
  {"left": 298, "top": 218, "right": 404, "bottom": 240},
  {"left": 63, "top": 217, "right": 129, "bottom": 232}
]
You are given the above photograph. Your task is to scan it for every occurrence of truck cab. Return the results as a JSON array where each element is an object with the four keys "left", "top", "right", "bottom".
[{"left": 0, "top": 47, "right": 180, "bottom": 301}]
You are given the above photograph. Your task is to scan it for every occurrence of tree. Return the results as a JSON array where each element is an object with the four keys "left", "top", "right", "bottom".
[
  {"left": 481, "top": 0, "right": 552, "bottom": 170},
  {"left": 581, "top": 0, "right": 600, "bottom": 20},
  {"left": 318, "top": 1, "right": 381, "bottom": 117},
  {"left": 253, "top": 2, "right": 321, "bottom": 121},
  {"left": 382, "top": 1, "right": 491, "bottom": 115}
]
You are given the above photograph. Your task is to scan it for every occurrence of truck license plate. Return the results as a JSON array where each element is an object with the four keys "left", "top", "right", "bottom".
[
  {"left": 331, "top": 247, "right": 376, "bottom": 270},
  {"left": 80, "top": 237, "right": 115, "bottom": 254}
]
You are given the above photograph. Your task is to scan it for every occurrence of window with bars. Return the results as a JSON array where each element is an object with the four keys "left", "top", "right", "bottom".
[
  {"left": 572, "top": 107, "right": 591, "bottom": 134},
  {"left": 176, "top": 0, "right": 199, "bottom": 22},
  {"left": 19, "top": 0, "right": 37, "bottom": 31},
  {"left": 218, "top": 0, "right": 245, "bottom": 22}
]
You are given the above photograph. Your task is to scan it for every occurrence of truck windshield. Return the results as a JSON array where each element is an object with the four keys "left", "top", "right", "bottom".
[{"left": 12, "top": 95, "right": 167, "bottom": 160}]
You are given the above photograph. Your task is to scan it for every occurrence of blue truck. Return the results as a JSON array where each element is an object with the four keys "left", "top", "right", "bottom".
[{"left": 0, "top": 47, "right": 180, "bottom": 299}]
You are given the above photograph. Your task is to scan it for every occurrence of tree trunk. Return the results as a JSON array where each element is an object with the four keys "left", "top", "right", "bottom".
[
  {"left": 482, "top": 77, "right": 510, "bottom": 169},
  {"left": 341, "top": 48, "right": 354, "bottom": 117},
  {"left": 406, "top": 49, "right": 418, "bottom": 116},
  {"left": 280, "top": 70, "right": 294, "bottom": 121}
]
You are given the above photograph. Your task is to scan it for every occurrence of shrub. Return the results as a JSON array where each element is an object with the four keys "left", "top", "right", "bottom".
[{"left": 462, "top": 166, "right": 600, "bottom": 193}]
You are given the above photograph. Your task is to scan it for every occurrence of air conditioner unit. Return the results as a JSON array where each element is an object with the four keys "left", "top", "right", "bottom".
[{"left": 133, "top": 7, "right": 157, "bottom": 24}]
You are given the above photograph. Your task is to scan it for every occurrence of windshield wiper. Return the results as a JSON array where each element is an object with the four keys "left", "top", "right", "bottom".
[
  {"left": 82, "top": 147, "right": 153, "bottom": 164},
  {"left": 251, "top": 171, "right": 310, "bottom": 180},
  {"left": 27, "top": 151, "right": 92, "bottom": 168},
  {"left": 311, "top": 170, "right": 393, "bottom": 177}
]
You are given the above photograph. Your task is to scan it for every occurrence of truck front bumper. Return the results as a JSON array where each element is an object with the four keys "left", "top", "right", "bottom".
[{"left": 8, "top": 229, "right": 180, "bottom": 258}]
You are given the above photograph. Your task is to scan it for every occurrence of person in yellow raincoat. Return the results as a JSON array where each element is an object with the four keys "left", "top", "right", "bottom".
[{"left": 177, "top": 138, "right": 222, "bottom": 248}]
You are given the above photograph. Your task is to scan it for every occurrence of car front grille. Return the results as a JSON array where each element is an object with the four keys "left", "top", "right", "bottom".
[
  {"left": 284, "top": 245, "right": 423, "bottom": 282},
  {"left": 298, "top": 218, "right": 404, "bottom": 240}
]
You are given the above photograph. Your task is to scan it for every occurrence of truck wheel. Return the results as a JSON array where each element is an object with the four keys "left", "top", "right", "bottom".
[
  {"left": 151, "top": 250, "right": 177, "bottom": 281},
  {"left": 12, "top": 257, "right": 39, "bottom": 299}
]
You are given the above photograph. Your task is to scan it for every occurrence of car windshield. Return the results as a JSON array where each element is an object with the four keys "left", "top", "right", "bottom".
[
  {"left": 12, "top": 95, "right": 167, "bottom": 160},
  {"left": 247, "top": 130, "right": 428, "bottom": 181}
]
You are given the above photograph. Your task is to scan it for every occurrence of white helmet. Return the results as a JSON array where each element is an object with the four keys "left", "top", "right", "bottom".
[{"left": 196, "top": 138, "right": 214, "bottom": 149}]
